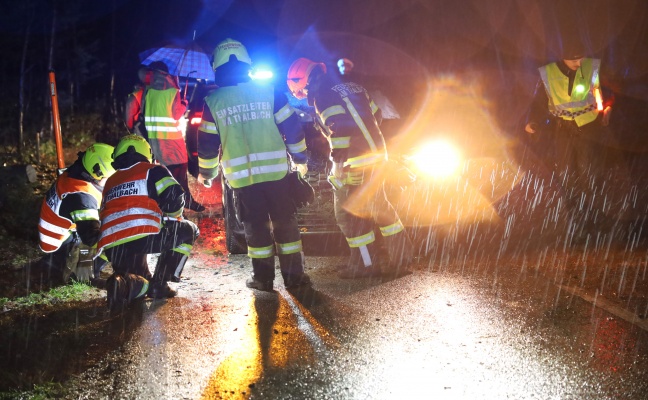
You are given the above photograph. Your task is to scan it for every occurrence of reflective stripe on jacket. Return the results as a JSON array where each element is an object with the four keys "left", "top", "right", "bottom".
[
  {"left": 314, "top": 76, "right": 388, "bottom": 169},
  {"left": 97, "top": 163, "right": 163, "bottom": 251},
  {"left": 201, "top": 82, "right": 290, "bottom": 188},
  {"left": 539, "top": 58, "right": 600, "bottom": 127},
  {"left": 38, "top": 172, "right": 102, "bottom": 253},
  {"left": 144, "top": 88, "right": 188, "bottom": 165}
]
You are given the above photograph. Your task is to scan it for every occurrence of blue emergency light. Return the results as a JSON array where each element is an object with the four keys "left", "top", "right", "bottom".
[{"left": 250, "top": 66, "right": 274, "bottom": 80}]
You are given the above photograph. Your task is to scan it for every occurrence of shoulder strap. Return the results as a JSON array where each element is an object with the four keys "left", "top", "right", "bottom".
[{"left": 140, "top": 86, "right": 148, "bottom": 118}]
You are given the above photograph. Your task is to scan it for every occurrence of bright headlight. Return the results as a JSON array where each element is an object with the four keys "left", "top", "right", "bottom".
[{"left": 408, "top": 139, "right": 462, "bottom": 179}]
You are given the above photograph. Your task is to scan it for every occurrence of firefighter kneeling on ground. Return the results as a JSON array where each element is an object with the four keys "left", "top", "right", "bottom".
[
  {"left": 287, "top": 58, "right": 414, "bottom": 279},
  {"left": 97, "top": 135, "right": 199, "bottom": 313},
  {"left": 38, "top": 143, "right": 115, "bottom": 285}
]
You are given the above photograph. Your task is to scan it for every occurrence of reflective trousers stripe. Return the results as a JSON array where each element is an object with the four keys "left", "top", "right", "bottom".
[
  {"left": 380, "top": 220, "right": 405, "bottom": 237},
  {"left": 248, "top": 244, "right": 275, "bottom": 258},
  {"left": 276, "top": 240, "right": 302, "bottom": 255},
  {"left": 346, "top": 230, "right": 376, "bottom": 247}
]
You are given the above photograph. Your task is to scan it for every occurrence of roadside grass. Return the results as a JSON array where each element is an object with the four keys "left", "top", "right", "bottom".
[
  {"left": 0, "top": 382, "right": 67, "bottom": 400},
  {"left": 0, "top": 280, "right": 96, "bottom": 311}
]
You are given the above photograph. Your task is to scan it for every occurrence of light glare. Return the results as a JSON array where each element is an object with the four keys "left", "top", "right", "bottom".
[
  {"left": 250, "top": 69, "right": 273, "bottom": 80},
  {"left": 409, "top": 139, "right": 462, "bottom": 179}
]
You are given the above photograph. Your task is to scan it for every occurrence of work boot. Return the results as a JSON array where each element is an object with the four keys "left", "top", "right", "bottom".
[
  {"left": 382, "top": 255, "right": 414, "bottom": 280},
  {"left": 338, "top": 265, "right": 382, "bottom": 279},
  {"left": 284, "top": 273, "right": 311, "bottom": 290},
  {"left": 106, "top": 274, "right": 128, "bottom": 314},
  {"left": 381, "top": 265, "right": 413, "bottom": 280},
  {"left": 246, "top": 276, "right": 274, "bottom": 292},
  {"left": 107, "top": 273, "right": 150, "bottom": 313},
  {"left": 147, "top": 281, "right": 177, "bottom": 299}
]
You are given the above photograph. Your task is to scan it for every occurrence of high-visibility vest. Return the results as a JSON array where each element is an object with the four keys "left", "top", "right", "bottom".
[
  {"left": 38, "top": 172, "right": 102, "bottom": 253},
  {"left": 202, "top": 82, "right": 290, "bottom": 188},
  {"left": 539, "top": 58, "right": 601, "bottom": 127},
  {"left": 97, "top": 162, "right": 162, "bottom": 251},
  {"left": 144, "top": 88, "right": 188, "bottom": 166}
]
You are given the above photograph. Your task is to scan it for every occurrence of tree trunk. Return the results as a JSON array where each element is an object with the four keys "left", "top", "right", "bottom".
[
  {"left": 109, "top": 0, "right": 115, "bottom": 113},
  {"left": 19, "top": 13, "right": 33, "bottom": 156}
]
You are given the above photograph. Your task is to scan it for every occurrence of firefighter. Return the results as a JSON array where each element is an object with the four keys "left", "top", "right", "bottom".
[
  {"left": 38, "top": 143, "right": 115, "bottom": 284},
  {"left": 337, "top": 58, "right": 354, "bottom": 77},
  {"left": 287, "top": 58, "right": 414, "bottom": 279},
  {"left": 97, "top": 135, "right": 199, "bottom": 312},
  {"left": 197, "top": 38, "right": 310, "bottom": 292},
  {"left": 124, "top": 61, "right": 205, "bottom": 213},
  {"left": 123, "top": 66, "right": 153, "bottom": 137},
  {"left": 524, "top": 38, "right": 621, "bottom": 237}
]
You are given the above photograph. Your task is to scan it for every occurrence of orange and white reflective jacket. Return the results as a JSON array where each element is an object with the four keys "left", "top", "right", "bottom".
[
  {"left": 38, "top": 172, "right": 102, "bottom": 253},
  {"left": 97, "top": 162, "right": 164, "bottom": 251}
]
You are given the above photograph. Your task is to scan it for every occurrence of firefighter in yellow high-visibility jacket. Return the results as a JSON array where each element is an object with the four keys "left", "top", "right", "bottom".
[{"left": 197, "top": 39, "right": 311, "bottom": 292}]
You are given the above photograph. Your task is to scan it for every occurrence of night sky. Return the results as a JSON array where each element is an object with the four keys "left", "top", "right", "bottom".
[
  {"left": 1, "top": 0, "right": 647, "bottom": 136},
  {"left": 5, "top": 0, "right": 647, "bottom": 78}
]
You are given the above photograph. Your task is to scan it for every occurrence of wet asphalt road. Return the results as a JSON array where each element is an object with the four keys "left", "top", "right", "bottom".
[{"left": 63, "top": 248, "right": 648, "bottom": 400}]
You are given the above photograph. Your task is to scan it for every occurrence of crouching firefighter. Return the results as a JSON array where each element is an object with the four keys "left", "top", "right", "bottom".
[
  {"left": 97, "top": 135, "right": 199, "bottom": 312},
  {"left": 38, "top": 143, "right": 115, "bottom": 284}
]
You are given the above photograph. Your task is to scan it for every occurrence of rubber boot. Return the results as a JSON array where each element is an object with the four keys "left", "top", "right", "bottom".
[
  {"left": 338, "top": 242, "right": 382, "bottom": 279},
  {"left": 247, "top": 256, "right": 275, "bottom": 291},
  {"left": 381, "top": 231, "right": 414, "bottom": 278},
  {"left": 148, "top": 251, "right": 187, "bottom": 299},
  {"left": 107, "top": 273, "right": 149, "bottom": 314},
  {"left": 279, "top": 251, "right": 309, "bottom": 289}
]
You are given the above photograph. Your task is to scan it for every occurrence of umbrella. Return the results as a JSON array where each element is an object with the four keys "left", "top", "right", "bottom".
[{"left": 139, "top": 42, "right": 214, "bottom": 82}]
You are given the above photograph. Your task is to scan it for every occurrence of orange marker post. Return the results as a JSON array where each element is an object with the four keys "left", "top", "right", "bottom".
[{"left": 48, "top": 70, "right": 65, "bottom": 171}]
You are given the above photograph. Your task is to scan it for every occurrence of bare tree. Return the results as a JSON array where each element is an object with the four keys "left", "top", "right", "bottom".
[{"left": 19, "top": 12, "right": 33, "bottom": 157}]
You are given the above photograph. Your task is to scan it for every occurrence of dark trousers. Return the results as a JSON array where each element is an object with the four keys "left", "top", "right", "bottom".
[
  {"left": 166, "top": 163, "right": 198, "bottom": 205},
  {"left": 235, "top": 175, "right": 304, "bottom": 282},
  {"left": 549, "top": 117, "right": 626, "bottom": 226},
  {"left": 334, "top": 167, "right": 413, "bottom": 268},
  {"left": 104, "top": 219, "right": 198, "bottom": 283}
]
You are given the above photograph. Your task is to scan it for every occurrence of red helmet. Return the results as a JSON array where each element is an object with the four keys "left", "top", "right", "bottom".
[{"left": 287, "top": 58, "right": 326, "bottom": 100}]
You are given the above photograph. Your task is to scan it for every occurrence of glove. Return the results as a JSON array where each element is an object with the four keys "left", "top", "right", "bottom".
[
  {"left": 345, "top": 170, "right": 364, "bottom": 186},
  {"left": 197, "top": 174, "right": 213, "bottom": 188},
  {"left": 295, "top": 163, "right": 308, "bottom": 178},
  {"left": 75, "top": 247, "right": 95, "bottom": 283},
  {"left": 328, "top": 163, "right": 364, "bottom": 189},
  {"left": 328, "top": 162, "right": 346, "bottom": 190},
  {"left": 331, "top": 162, "right": 345, "bottom": 180},
  {"left": 75, "top": 265, "right": 93, "bottom": 283}
]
